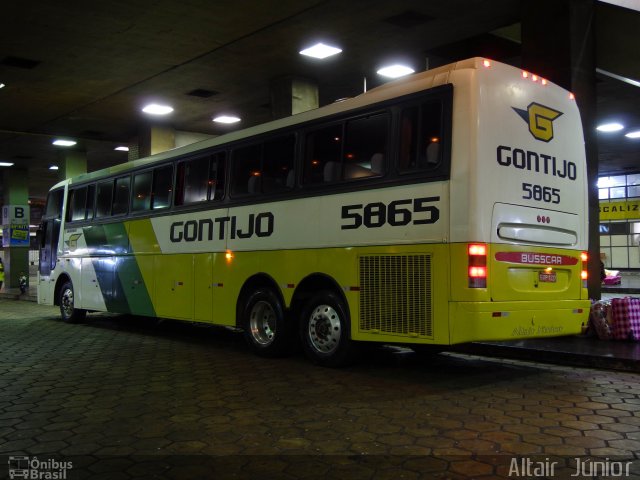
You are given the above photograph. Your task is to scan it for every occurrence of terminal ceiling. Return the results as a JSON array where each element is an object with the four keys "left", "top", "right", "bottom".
[{"left": 0, "top": 0, "right": 638, "bottom": 203}]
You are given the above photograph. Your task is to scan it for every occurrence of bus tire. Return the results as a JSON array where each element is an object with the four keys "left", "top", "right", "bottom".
[
  {"left": 300, "top": 290, "right": 354, "bottom": 367},
  {"left": 242, "top": 288, "right": 290, "bottom": 357},
  {"left": 59, "top": 280, "right": 86, "bottom": 323}
]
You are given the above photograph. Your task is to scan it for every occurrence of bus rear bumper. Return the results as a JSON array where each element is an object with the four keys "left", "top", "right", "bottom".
[{"left": 448, "top": 299, "right": 590, "bottom": 344}]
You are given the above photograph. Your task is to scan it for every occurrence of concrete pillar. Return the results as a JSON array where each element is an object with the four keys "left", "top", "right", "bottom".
[
  {"left": 270, "top": 76, "right": 319, "bottom": 120},
  {"left": 521, "top": 0, "right": 599, "bottom": 298},
  {"left": 58, "top": 150, "right": 87, "bottom": 181},
  {"left": 1, "top": 168, "right": 29, "bottom": 289},
  {"left": 133, "top": 126, "right": 176, "bottom": 160}
]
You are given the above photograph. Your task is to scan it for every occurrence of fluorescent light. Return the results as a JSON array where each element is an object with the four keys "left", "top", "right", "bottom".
[
  {"left": 596, "top": 122, "right": 624, "bottom": 132},
  {"left": 625, "top": 130, "right": 640, "bottom": 139},
  {"left": 52, "top": 139, "right": 77, "bottom": 146},
  {"left": 299, "top": 42, "right": 342, "bottom": 59},
  {"left": 213, "top": 115, "right": 241, "bottom": 124},
  {"left": 49, "top": 165, "right": 59, "bottom": 170},
  {"left": 0, "top": 162, "right": 14, "bottom": 167},
  {"left": 115, "top": 146, "right": 129, "bottom": 151},
  {"left": 142, "top": 103, "right": 174, "bottom": 115},
  {"left": 377, "top": 64, "right": 415, "bottom": 79}
]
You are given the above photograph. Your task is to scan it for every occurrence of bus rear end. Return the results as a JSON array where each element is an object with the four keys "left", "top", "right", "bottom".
[{"left": 448, "top": 59, "right": 590, "bottom": 343}]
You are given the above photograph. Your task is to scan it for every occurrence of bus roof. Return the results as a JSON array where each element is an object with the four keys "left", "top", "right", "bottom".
[{"left": 56, "top": 58, "right": 551, "bottom": 189}]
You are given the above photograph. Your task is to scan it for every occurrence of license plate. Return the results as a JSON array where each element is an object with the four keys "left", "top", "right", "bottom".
[{"left": 538, "top": 272, "right": 557, "bottom": 283}]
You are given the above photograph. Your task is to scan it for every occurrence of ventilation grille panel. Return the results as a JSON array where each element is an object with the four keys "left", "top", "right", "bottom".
[{"left": 359, "top": 254, "right": 433, "bottom": 337}]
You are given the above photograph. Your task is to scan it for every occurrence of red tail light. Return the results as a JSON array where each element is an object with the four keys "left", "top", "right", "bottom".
[{"left": 468, "top": 243, "right": 487, "bottom": 288}]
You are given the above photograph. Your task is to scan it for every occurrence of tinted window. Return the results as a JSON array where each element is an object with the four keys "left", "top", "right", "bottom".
[
  {"left": 399, "top": 101, "right": 443, "bottom": 172},
  {"left": 152, "top": 165, "right": 173, "bottom": 209},
  {"left": 304, "top": 124, "right": 342, "bottom": 184},
  {"left": 86, "top": 185, "right": 95, "bottom": 220},
  {"left": 343, "top": 113, "right": 387, "bottom": 180},
  {"left": 45, "top": 189, "right": 64, "bottom": 219},
  {"left": 210, "top": 152, "right": 226, "bottom": 200},
  {"left": 262, "top": 135, "right": 295, "bottom": 193},
  {"left": 67, "top": 186, "right": 92, "bottom": 222},
  {"left": 132, "top": 172, "right": 152, "bottom": 212},
  {"left": 96, "top": 181, "right": 113, "bottom": 218},
  {"left": 232, "top": 144, "right": 261, "bottom": 195},
  {"left": 176, "top": 153, "right": 226, "bottom": 205},
  {"left": 112, "top": 176, "right": 130, "bottom": 215},
  {"left": 303, "top": 113, "right": 388, "bottom": 184}
]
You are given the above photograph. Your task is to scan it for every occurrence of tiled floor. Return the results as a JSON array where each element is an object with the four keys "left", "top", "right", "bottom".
[{"left": 0, "top": 300, "right": 639, "bottom": 479}]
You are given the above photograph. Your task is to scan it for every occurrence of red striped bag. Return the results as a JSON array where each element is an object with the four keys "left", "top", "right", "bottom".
[{"left": 610, "top": 297, "right": 640, "bottom": 341}]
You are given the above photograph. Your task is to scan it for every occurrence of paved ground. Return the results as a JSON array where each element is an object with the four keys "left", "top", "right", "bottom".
[{"left": 0, "top": 300, "right": 639, "bottom": 479}]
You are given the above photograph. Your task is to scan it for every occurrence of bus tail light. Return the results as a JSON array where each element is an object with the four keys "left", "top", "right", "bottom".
[
  {"left": 581, "top": 251, "right": 588, "bottom": 287},
  {"left": 468, "top": 243, "right": 487, "bottom": 288}
]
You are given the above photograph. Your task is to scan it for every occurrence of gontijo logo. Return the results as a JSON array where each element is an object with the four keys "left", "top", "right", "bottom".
[{"left": 512, "top": 102, "right": 563, "bottom": 142}]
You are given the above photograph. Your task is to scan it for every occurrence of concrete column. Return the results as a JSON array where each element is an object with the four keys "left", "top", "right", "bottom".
[
  {"left": 58, "top": 150, "right": 87, "bottom": 180},
  {"left": 133, "top": 126, "right": 176, "bottom": 160},
  {"left": 1, "top": 168, "right": 29, "bottom": 289},
  {"left": 522, "top": 0, "right": 599, "bottom": 298},
  {"left": 270, "top": 76, "right": 319, "bottom": 120}
]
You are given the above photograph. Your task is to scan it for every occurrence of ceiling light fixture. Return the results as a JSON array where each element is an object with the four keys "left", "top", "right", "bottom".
[
  {"left": 0, "top": 162, "right": 14, "bottom": 167},
  {"left": 0, "top": 83, "right": 5, "bottom": 89},
  {"left": 52, "top": 139, "right": 77, "bottom": 147},
  {"left": 625, "top": 130, "right": 640, "bottom": 139},
  {"left": 213, "top": 115, "right": 241, "bottom": 124},
  {"left": 142, "top": 103, "right": 174, "bottom": 115},
  {"left": 596, "top": 122, "right": 624, "bottom": 132},
  {"left": 377, "top": 64, "right": 415, "bottom": 79},
  {"left": 115, "top": 146, "right": 130, "bottom": 151},
  {"left": 299, "top": 42, "right": 342, "bottom": 59},
  {"left": 49, "top": 165, "right": 59, "bottom": 170}
]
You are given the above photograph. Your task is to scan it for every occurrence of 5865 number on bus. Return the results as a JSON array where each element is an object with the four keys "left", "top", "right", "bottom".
[
  {"left": 522, "top": 183, "right": 560, "bottom": 204},
  {"left": 341, "top": 197, "right": 440, "bottom": 230}
]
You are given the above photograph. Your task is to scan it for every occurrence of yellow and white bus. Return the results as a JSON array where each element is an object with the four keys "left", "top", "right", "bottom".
[{"left": 38, "top": 58, "right": 590, "bottom": 366}]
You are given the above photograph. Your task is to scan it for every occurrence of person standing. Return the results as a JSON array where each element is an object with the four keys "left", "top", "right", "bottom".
[{"left": 0, "top": 257, "right": 4, "bottom": 291}]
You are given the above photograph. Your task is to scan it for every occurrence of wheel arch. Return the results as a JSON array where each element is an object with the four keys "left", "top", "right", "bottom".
[
  {"left": 290, "top": 273, "right": 349, "bottom": 325},
  {"left": 53, "top": 273, "right": 72, "bottom": 307},
  {"left": 235, "top": 273, "right": 285, "bottom": 328}
]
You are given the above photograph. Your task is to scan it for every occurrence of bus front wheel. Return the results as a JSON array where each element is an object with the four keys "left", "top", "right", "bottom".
[
  {"left": 242, "top": 288, "right": 291, "bottom": 357},
  {"left": 59, "top": 281, "right": 86, "bottom": 323},
  {"left": 300, "top": 291, "right": 353, "bottom": 367}
]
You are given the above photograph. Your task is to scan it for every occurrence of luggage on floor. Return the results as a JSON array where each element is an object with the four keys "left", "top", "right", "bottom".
[
  {"left": 610, "top": 297, "right": 640, "bottom": 341},
  {"left": 589, "top": 300, "right": 612, "bottom": 340}
]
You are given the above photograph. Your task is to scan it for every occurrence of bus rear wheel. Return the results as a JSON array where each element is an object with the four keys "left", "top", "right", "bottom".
[
  {"left": 242, "top": 288, "right": 290, "bottom": 357},
  {"left": 59, "top": 280, "right": 86, "bottom": 323},
  {"left": 300, "top": 291, "right": 354, "bottom": 367}
]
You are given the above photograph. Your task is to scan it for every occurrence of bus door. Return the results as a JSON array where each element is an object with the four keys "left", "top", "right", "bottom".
[{"left": 38, "top": 188, "right": 64, "bottom": 277}]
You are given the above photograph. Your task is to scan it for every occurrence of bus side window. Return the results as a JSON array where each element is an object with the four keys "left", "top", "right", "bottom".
[
  {"left": 343, "top": 113, "right": 388, "bottom": 179},
  {"left": 67, "top": 186, "right": 91, "bottom": 222},
  {"left": 231, "top": 144, "right": 261, "bottom": 196},
  {"left": 263, "top": 135, "right": 295, "bottom": 193},
  {"left": 399, "top": 101, "right": 443, "bottom": 172},
  {"left": 176, "top": 156, "right": 209, "bottom": 205},
  {"left": 132, "top": 171, "right": 152, "bottom": 212},
  {"left": 96, "top": 180, "right": 113, "bottom": 218},
  {"left": 209, "top": 152, "right": 226, "bottom": 200},
  {"left": 303, "top": 124, "right": 342, "bottom": 185},
  {"left": 112, "top": 176, "right": 130, "bottom": 216},
  {"left": 85, "top": 184, "right": 95, "bottom": 220},
  {"left": 152, "top": 165, "right": 173, "bottom": 209}
]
